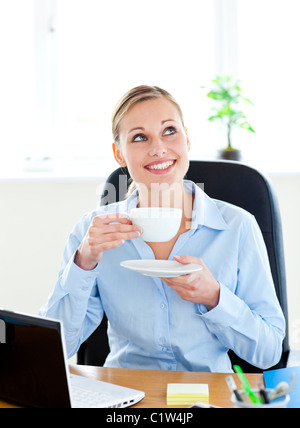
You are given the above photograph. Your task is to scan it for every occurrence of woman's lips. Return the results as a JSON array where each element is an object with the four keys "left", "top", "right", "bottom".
[{"left": 144, "top": 159, "right": 176, "bottom": 174}]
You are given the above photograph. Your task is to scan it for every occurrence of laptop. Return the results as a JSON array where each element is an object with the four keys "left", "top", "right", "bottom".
[{"left": 0, "top": 309, "right": 145, "bottom": 408}]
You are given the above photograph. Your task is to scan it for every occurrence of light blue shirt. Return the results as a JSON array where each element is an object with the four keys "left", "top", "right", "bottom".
[{"left": 39, "top": 180, "right": 285, "bottom": 372}]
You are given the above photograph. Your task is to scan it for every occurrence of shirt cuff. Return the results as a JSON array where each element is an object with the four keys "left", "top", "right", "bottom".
[
  {"left": 60, "top": 253, "right": 100, "bottom": 296},
  {"left": 197, "top": 282, "right": 244, "bottom": 326}
]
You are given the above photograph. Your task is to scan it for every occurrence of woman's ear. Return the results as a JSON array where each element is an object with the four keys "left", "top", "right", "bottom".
[
  {"left": 185, "top": 127, "right": 191, "bottom": 152},
  {"left": 112, "top": 142, "right": 127, "bottom": 166}
]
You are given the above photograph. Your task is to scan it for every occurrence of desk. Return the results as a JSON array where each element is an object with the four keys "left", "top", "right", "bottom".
[
  {"left": 0, "top": 365, "right": 263, "bottom": 408},
  {"left": 70, "top": 365, "right": 263, "bottom": 408}
]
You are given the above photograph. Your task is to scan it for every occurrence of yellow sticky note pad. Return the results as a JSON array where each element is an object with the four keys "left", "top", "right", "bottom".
[{"left": 167, "top": 383, "right": 209, "bottom": 406}]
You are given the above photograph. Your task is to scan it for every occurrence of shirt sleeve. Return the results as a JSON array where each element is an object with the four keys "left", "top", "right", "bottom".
[
  {"left": 39, "top": 214, "right": 104, "bottom": 358},
  {"left": 197, "top": 215, "right": 286, "bottom": 370}
]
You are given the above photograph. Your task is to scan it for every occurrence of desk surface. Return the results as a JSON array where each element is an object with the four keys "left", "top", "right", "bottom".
[
  {"left": 0, "top": 365, "right": 263, "bottom": 408},
  {"left": 70, "top": 365, "right": 263, "bottom": 408}
]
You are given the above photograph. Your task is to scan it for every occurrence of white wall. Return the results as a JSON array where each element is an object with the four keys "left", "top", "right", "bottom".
[
  {"left": 0, "top": 180, "right": 102, "bottom": 314},
  {"left": 269, "top": 174, "right": 300, "bottom": 349},
  {"left": 0, "top": 174, "right": 299, "bottom": 350}
]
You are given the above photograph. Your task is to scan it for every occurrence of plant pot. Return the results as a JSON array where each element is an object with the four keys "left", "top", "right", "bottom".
[{"left": 218, "top": 149, "right": 241, "bottom": 162}]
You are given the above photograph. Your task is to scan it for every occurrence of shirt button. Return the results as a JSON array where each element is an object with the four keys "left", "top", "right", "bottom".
[
  {"left": 159, "top": 337, "right": 166, "bottom": 345},
  {"left": 160, "top": 303, "right": 166, "bottom": 309}
]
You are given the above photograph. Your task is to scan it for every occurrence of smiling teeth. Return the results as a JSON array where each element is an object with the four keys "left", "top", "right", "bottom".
[{"left": 147, "top": 160, "right": 175, "bottom": 170}]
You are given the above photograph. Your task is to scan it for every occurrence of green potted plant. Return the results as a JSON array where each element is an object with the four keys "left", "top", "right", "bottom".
[{"left": 206, "top": 76, "right": 255, "bottom": 161}]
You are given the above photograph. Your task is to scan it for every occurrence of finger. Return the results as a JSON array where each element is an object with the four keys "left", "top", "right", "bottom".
[
  {"left": 90, "top": 215, "right": 135, "bottom": 235},
  {"left": 93, "top": 213, "right": 132, "bottom": 226},
  {"left": 91, "top": 239, "right": 125, "bottom": 255},
  {"left": 88, "top": 230, "right": 140, "bottom": 248},
  {"left": 173, "top": 255, "right": 204, "bottom": 266},
  {"left": 162, "top": 280, "right": 190, "bottom": 299},
  {"left": 93, "top": 223, "right": 142, "bottom": 235},
  {"left": 105, "top": 230, "right": 141, "bottom": 241},
  {"left": 162, "top": 279, "right": 199, "bottom": 300},
  {"left": 161, "top": 273, "right": 195, "bottom": 287}
]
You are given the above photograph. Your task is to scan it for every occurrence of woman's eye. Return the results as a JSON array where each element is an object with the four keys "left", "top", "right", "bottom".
[
  {"left": 164, "top": 126, "right": 176, "bottom": 136},
  {"left": 132, "top": 134, "right": 147, "bottom": 142}
]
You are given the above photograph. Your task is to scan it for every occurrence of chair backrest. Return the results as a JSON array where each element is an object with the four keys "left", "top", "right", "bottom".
[{"left": 77, "top": 160, "right": 289, "bottom": 372}]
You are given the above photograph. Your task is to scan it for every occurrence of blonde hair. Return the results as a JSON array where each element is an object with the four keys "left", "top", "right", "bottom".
[
  {"left": 111, "top": 85, "right": 185, "bottom": 197},
  {"left": 112, "top": 85, "right": 185, "bottom": 145}
]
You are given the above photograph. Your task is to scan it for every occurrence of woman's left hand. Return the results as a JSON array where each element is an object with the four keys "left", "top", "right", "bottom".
[{"left": 161, "top": 255, "right": 220, "bottom": 310}]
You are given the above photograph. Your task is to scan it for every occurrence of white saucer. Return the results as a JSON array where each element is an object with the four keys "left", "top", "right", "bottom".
[{"left": 120, "top": 260, "right": 203, "bottom": 278}]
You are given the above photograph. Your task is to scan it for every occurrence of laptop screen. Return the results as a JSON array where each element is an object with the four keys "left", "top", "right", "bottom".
[{"left": 0, "top": 310, "right": 71, "bottom": 408}]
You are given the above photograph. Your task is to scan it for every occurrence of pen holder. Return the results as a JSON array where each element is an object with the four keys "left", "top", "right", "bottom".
[{"left": 231, "top": 389, "right": 290, "bottom": 408}]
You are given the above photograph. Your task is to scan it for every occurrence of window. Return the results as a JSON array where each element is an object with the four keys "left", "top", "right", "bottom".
[
  {"left": 0, "top": 0, "right": 36, "bottom": 160},
  {"left": 236, "top": 0, "right": 300, "bottom": 164},
  {"left": 0, "top": 0, "right": 215, "bottom": 166},
  {"left": 1, "top": 0, "right": 299, "bottom": 171},
  {"left": 54, "top": 0, "right": 215, "bottom": 161}
]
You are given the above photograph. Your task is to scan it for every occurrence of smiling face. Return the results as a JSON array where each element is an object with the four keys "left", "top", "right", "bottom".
[{"left": 113, "top": 97, "right": 191, "bottom": 193}]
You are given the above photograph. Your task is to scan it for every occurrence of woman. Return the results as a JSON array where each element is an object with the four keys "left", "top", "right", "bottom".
[{"left": 40, "top": 85, "right": 285, "bottom": 372}]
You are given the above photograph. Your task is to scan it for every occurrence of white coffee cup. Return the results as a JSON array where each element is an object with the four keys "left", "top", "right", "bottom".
[{"left": 129, "top": 207, "right": 182, "bottom": 242}]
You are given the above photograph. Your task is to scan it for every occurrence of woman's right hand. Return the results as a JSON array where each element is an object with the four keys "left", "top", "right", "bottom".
[{"left": 74, "top": 213, "right": 142, "bottom": 271}]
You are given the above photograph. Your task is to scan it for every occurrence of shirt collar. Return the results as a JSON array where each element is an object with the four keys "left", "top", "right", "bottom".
[
  {"left": 185, "top": 180, "right": 229, "bottom": 231},
  {"left": 120, "top": 179, "right": 229, "bottom": 231}
]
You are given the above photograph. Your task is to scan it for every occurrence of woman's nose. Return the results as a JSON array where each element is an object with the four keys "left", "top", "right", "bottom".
[{"left": 149, "top": 137, "right": 167, "bottom": 157}]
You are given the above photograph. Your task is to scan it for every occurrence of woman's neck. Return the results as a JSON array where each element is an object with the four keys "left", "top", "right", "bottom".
[{"left": 137, "top": 181, "right": 185, "bottom": 209}]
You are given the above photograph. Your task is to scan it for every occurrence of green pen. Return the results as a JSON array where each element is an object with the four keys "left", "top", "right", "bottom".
[{"left": 233, "top": 365, "right": 263, "bottom": 405}]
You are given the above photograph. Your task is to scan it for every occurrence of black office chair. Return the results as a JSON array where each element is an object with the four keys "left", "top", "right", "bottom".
[{"left": 77, "top": 160, "right": 289, "bottom": 372}]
